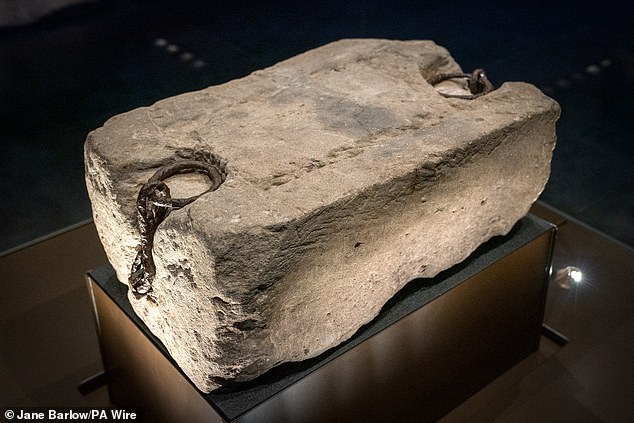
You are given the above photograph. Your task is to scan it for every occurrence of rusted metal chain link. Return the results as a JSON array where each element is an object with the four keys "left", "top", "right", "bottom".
[
  {"left": 427, "top": 68, "right": 495, "bottom": 99},
  {"left": 129, "top": 160, "right": 224, "bottom": 297}
]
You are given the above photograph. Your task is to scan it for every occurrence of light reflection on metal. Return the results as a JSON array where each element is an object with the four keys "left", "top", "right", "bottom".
[{"left": 553, "top": 266, "right": 583, "bottom": 289}]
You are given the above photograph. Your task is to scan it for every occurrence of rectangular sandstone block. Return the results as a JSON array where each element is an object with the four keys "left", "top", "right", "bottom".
[{"left": 84, "top": 39, "right": 559, "bottom": 392}]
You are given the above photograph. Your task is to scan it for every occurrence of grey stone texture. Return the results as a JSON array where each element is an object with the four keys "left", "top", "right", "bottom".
[{"left": 84, "top": 39, "right": 559, "bottom": 392}]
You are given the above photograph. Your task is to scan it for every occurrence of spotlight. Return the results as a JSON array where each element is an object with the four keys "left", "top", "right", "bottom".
[
  {"left": 553, "top": 266, "right": 583, "bottom": 289},
  {"left": 569, "top": 267, "right": 583, "bottom": 284}
]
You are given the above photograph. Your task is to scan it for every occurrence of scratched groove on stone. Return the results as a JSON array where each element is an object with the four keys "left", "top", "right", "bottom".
[{"left": 84, "top": 39, "right": 559, "bottom": 392}]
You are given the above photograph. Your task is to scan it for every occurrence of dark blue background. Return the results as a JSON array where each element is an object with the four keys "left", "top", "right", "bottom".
[{"left": 1, "top": 0, "right": 633, "bottom": 250}]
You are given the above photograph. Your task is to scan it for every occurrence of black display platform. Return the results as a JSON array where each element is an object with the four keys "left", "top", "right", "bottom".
[{"left": 87, "top": 214, "right": 555, "bottom": 422}]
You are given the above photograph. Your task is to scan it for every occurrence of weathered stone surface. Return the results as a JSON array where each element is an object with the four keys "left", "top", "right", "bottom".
[{"left": 84, "top": 39, "right": 559, "bottom": 392}]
